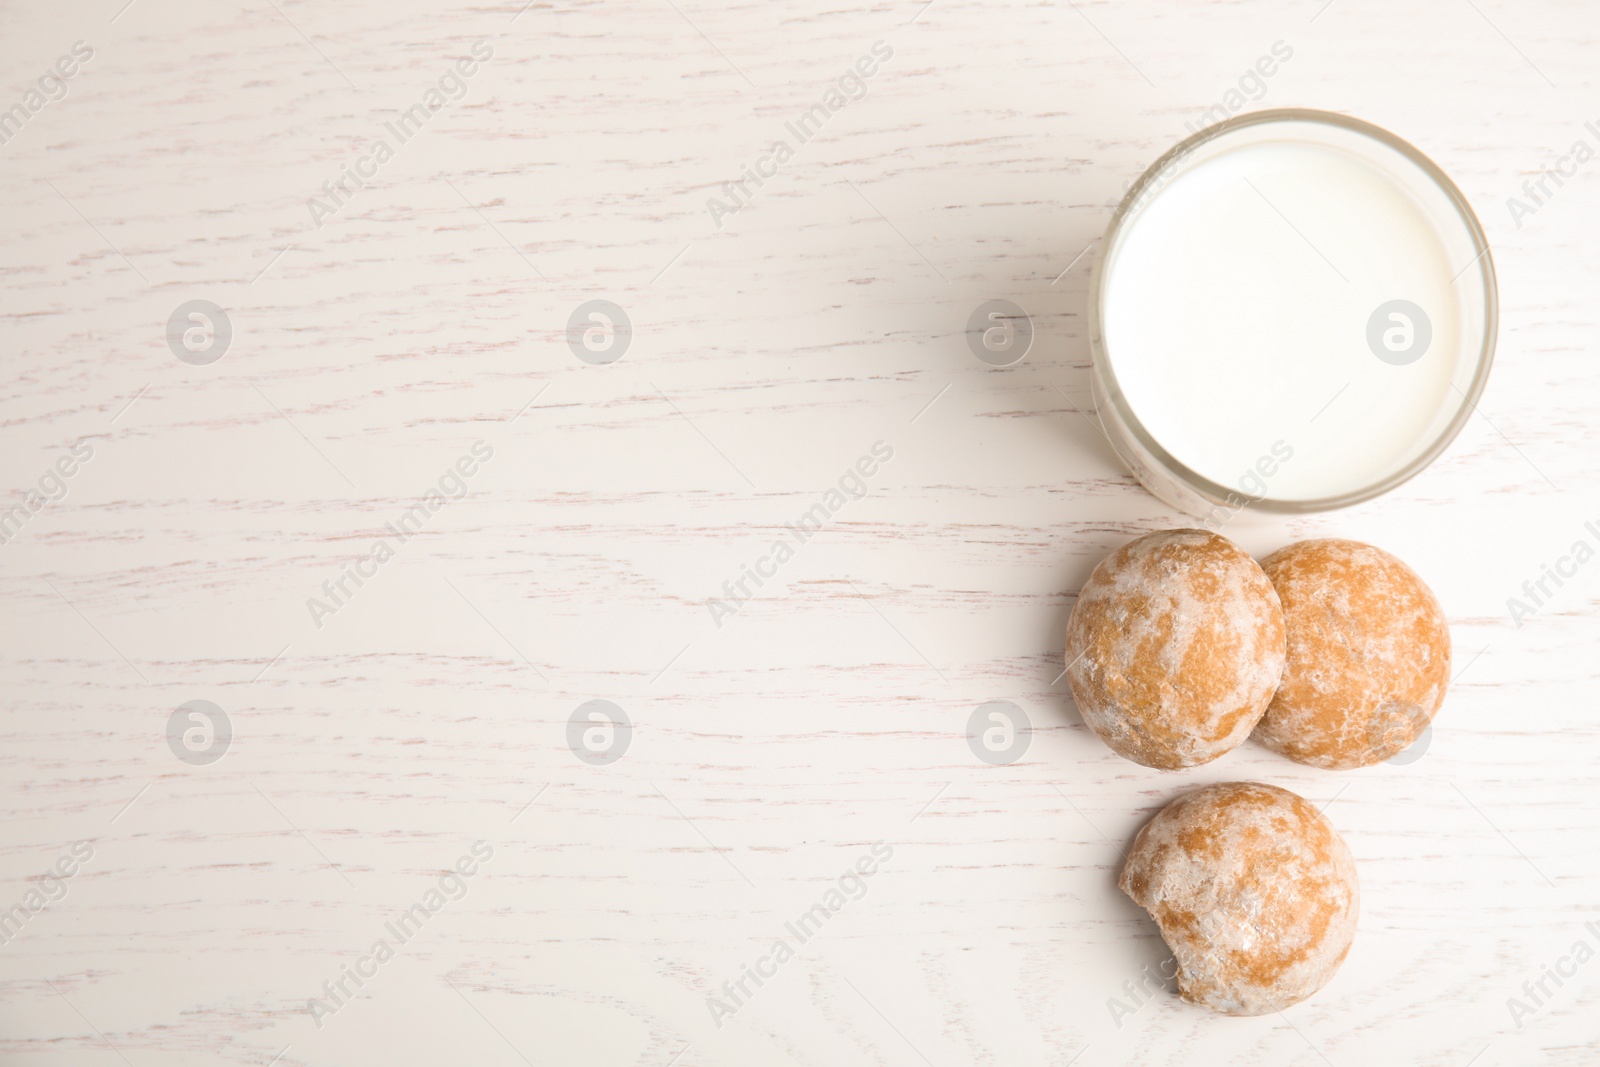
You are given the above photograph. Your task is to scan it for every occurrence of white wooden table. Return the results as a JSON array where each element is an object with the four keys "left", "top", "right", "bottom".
[{"left": 3, "top": 0, "right": 1598, "bottom": 1063}]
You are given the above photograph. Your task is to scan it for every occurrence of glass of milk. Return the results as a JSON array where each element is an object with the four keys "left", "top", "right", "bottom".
[{"left": 1090, "top": 109, "right": 1498, "bottom": 521}]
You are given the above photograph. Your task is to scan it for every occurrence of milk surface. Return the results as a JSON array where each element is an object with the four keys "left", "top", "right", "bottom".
[{"left": 1102, "top": 137, "right": 1468, "bottom": 503}]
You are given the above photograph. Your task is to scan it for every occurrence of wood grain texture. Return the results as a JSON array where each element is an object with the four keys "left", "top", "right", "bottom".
[{"left": 2, "top": 0, "right": 1599, "bottom": 1064}]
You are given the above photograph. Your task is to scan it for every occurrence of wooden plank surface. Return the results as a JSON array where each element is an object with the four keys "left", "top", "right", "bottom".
[{"left": 2, "top": 0, "right": 1598, "bottom": 1063}]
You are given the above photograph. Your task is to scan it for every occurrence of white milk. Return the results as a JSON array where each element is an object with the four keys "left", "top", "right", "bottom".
[{"left": 1101, "top": 135, "right": 1476, "bottom": 504}]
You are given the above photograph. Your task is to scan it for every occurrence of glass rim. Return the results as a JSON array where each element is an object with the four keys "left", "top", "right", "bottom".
[{"left": 1088, "top": 107, "right": 1499, "bottom": 515}]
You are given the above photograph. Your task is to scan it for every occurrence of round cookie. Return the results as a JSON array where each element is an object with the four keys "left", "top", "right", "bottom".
[
  {"left": 1254, "top": 538, "right": 1449, "bottom": 769},
  {"left": 1065, "top": 529, "right": 1287, "bottom": 770},
  {"left": 1119, "top": 781, "right": 1359, "bottom": 1016}
]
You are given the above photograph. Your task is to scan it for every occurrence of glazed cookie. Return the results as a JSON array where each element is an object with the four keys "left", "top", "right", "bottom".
[
  {"left": 1254, "top": 538, "right": 1450, "bottom": 769},
  {"left": 1119, "top": 781, "right": 1360, "bottom": 1016},
  {"left": 1065, "top": 529, "right": 1287, "bottom": 769}
]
